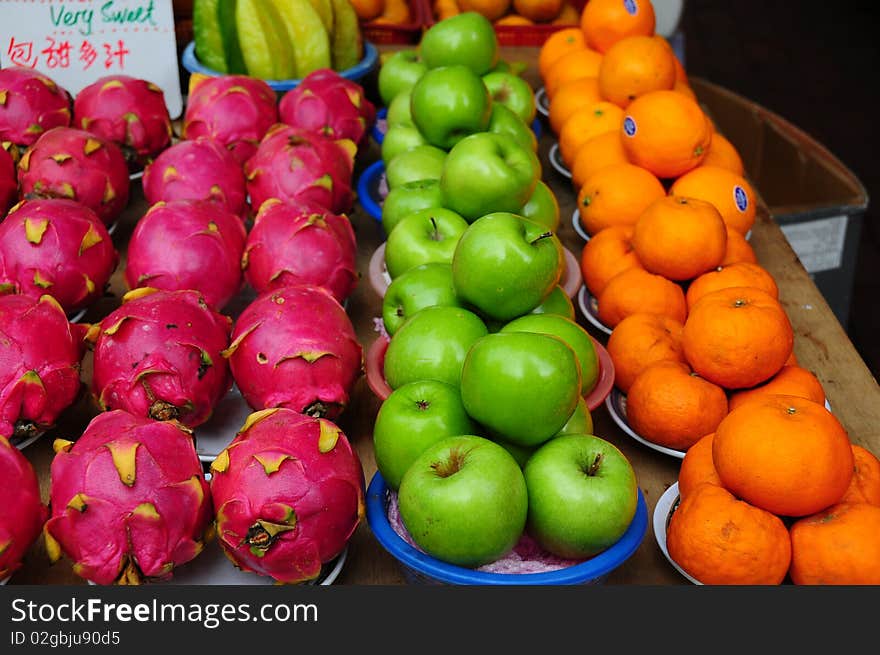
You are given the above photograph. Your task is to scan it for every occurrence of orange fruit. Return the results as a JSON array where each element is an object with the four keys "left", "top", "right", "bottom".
[
  {"left": 670, "top": 165, "right": 757, "bottom": 235},
  {"left": 839, "top": 445, "right": 880, "bottom": 506},
  {"left": 569, "top": 130, "right": 628, "bottom": 188},
  {"left": 685, "top": 262, "right": 779, "bottom": 311},
  {"left": 548, "top": 76, "right": 602, "bottom": 136},
  {"left": 682, "top": 286, "right": 793, "bottom": 389},
  {"left": 495, "top": 13, "right": 534, "bottom": 24},
  {"left": 672, "top": 80, "right": 697, "bottom": 101},
  {"left": 789, "top": 502, "right": 880, "bottom": 585},
  {"left": 578, "top": 225, "right": 643, "bottom": 297},
  {"left": 626, "top": 360, "right": 728, "bottom": 451},
  {"left": 631, "top": 195, "right": 728, "bottom": 281},
  {"left": 544, "top": 47, "right": 604, "bottom": 98},
  {"left": 596, "top": 267, "right": 687, "bottom": 328},
  {"left": 713, "top": 395, "right": 854, "bottom": 517},
  {"left": 575, "top": 162, "right": 665, "bottom": 235},
  {"left": 677, "top": 433, "right": 723, "bottom": 499},
  {"left": 721, "top": 226, "right": 758, "bottom": 265},
  {"left": 621, "top": 89, "right": 713, "bottom": 179},
  {"left": 728, "top": 365, "right": 826, "bottom": 412},
  {"left": 701, "top": 132, "right": 745, "bottom": 176},
  {"left": 558, "top": 100, "right": 624, "bottom": 165},
  {"left": 512, "top": 0, "right": 563, "bottom": 22},
  {"left": 373, "top": 0, "right": 411, "bottom": 23},
  {"left": 666, "top": 482, "right": 792, "bottom": 585},
  {"left": 538, "top": 27, "right": 586, "bottom": 81},
  {"left": 580, "top": 0, "right": 656, "bottom": 54},
  {"left": 458, "top": 0, "right": 512, "bottom": 21},
  {"left": 672, "top": 51, "right": 688, "bottom": 86},
  {"left": 551, "top": 1, "right": 580, "bottom": 24},
  {"left": 606, "top": 312, "right": 685, "bottom": 393},
  {"left": 351, "top": 0, "right": 386, "bottom": 20},
  {"left": 433, "top": 0, "right": 461, "bottom": 19},
  {"left": 597, "top": 35, "right": 676, "bottom": 108}
]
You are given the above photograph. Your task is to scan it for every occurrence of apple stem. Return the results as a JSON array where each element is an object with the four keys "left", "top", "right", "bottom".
[
  {"left": 431, "top": 447, "right": 467, "bottom": 478},
  {"left": 430, "top": 216, "right": 442, "bottom": 241},
  {"left": 585, "top": 453, "right": 603, "bottom": 477},
  {"left": 416, "top": 400, "right": 430, "bottom": 411},
  {"left": 530, "top": 231, "right": 553, "bottom": 246}
]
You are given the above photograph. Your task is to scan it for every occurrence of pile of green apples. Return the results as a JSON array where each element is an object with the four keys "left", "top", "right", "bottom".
[{"left": 370, "top": 13, "right": 641, "bottom": 570}]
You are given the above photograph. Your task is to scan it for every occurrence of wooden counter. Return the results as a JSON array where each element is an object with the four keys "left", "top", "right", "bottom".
[{"left": 10, "top": 46, "right": 880, "bottom": 586}]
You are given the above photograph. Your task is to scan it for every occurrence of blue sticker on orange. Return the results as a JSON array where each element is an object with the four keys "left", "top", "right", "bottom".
[
  {"left": 734, "top": 185, "right": 748, "bottom": 212},
  {"left": 624, "top": 0, "right": 639, "bottom": 16},
  {"left": 623, "top": 116, "right": 637, "bottom": 137}
]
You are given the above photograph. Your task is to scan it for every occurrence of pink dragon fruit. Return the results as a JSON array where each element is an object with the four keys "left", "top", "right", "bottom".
[
  {"left": 44, "top": 410, "right": 212, "bottom": 585},
  {"left": 278, "top": 69, "right": 376, "bottom": 150},
  {"left": 242, "top": 198, "right": 357, "bottom": 303},
  {"left": 0, "top": 434, "right": 48, "bottom": 581},
  {"left": 87, "top": 288, "right": 233, "bottom": 428},
  {"left": 182, "top": 75, "right": 279, "bottom": 166},
  {"left": 73, "top": 75, "right": 173, "bottom": 167},
  {"left": 0, "top": 294, "right": 86, "bottom": 443},
  {"left": 124, "top": 199, "right": 247, "bottom": 311},
  {"left": 244, "top": 124, "right": 356, "bottom": 215},
  {"left": 0, "top": 67, "right": 72, "bottom": 153},
  {"left": 141, "top": 138, "right": 248, "bottom": 218},
  {"left": 0, "top": 198, "right": 119, "bottom": 314},
  {"left": 17, "top": 126, "right": 131, "bottom": 226},
  {"left": 210, "top": 407, "right": 364, "bottom": 584},
  {"left": 223, "top": 285, "right": 363, "bottom": 419},
  {"left": 0, "top": 145, "right": 15, "bottom": 214}
]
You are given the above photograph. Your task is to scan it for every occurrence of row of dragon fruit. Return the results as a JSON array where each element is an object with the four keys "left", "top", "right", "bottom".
[{"left": 0, "top": 65, "right": 380, "bottom": 585}]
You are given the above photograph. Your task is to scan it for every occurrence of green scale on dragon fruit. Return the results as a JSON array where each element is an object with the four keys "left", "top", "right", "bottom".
[
  {"left": 16, "top": 126, "right": 131, "bottom": 227},
  {"left": 222, "top": 284, "right": 362, "bottom": 420},
  {"left": 0, "top": 293, "right": 86, "bottom": 445},
  {"left": 124, "top": 198, "right": 246, "bottom": 312},
  {"left": 44, "top": 410, "right": 212, "bottom": 585},
  {"left": 209, "top": 407, "right": 364, "bottom": 584},
  {"left": 242, "top": 198, "right": 357, "bottom": 304},
  {"left": 0, "top": 67, "right": 72, "bottom": 158},
  {"left": 87, "top": 288, "right": 233, "bottom": 429},
  {"left": 0, "top": 198, "right": 118, "bottom": 315}
]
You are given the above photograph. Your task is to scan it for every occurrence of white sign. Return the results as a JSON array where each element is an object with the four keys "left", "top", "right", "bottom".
[
  {"left": 0, "top": 0, "right": 183, "bottom": 118},
  {"left": 780, "top": 214, "right": 849, "bottom": 274}
]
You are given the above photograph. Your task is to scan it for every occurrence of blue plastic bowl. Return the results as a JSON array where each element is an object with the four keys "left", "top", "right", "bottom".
[
  {"left": 181, "top": 41, "right": 379, "bottom": 92},
  {"left": 371, "top": 110, "right": 543, "bottom": 146},
  {"left": 366, "top": 471, "right": 648, "bottom": 585},
  {"left": 356, "top": 159, "right": 386, "bottom": 223}
]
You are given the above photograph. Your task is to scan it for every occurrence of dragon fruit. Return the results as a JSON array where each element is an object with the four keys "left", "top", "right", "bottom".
[
  {"left": 0, "top": 198, "right": 119, "bottom": 314},
  {"left": 182, "top": 74, "right": 279, "bottom": 166},
  {"left": 244, "top": 124, "right": 356, "bottom": 215},
  {"left": 242, "top": 198, "right": 357, "bottom": 303},
  {"left": 87, "top": 288, "right": 233, "bottom": 428},
  {"left": 73, "top": 75, "right": 173, "bottom": 167},
  {"left": 17, "top": 126, "right": 131, "bottom": 226},
  {"left": 278, "top": 69, "right": 376, "bottom": 150},
  {"left": 141, "top": 138, "right": 248, "bottom": 218},
  {"left": 0, "top": 294, "right": 86, "bottom": 443},
  {"left": 0, "top": 145, "right": 15, "bottom": 214},
  {"left": 44, "top": 410, "right": 212, "bottom": 585},
  {"left": 0, "top": 434, "right": 48, "bottom": 581},
  {"left": 223, "top": 285, "right": 363, "bottom": 419},
  {"left": 0, "top": 67, "right": 72, "bottom": 153},
  {"left": 210, "top": 408, "right": 364, "bottom": 584},
  {"left": 124, "top": 199, "right": 247, "bottom": 311}
]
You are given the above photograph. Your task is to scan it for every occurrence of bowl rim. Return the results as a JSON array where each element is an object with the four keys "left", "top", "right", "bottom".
[
  {"left": 357, "top": 159, "right": 386, "bottom": 222},
  {"left": 181, "top": 41, "right": 379, "bottom": 91},
  {"left": 366, "top": 471, "right": 648, "bottom": 585}
]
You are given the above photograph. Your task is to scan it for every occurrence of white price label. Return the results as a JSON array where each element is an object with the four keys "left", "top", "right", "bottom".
[{"left": 779, "top": 214, "right": 848, "bottom": 274}]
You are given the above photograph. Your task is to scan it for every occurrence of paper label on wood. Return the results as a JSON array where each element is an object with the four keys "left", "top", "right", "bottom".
[
  {"left": 780, "top": 214, "right": 848, "bottom": 274},
  {"left": 0, "top": 0, "right": 183, "bottom": 118}
]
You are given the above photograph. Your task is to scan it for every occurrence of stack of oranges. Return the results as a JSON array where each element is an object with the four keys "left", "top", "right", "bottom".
[
  {"left": 540, "top": 0, "right": 880, "bottom": 584},
  {"left": 432, "top": 0, "right": 582, "bottom": 26}
]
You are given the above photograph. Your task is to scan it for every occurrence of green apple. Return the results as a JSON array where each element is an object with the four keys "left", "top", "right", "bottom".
[
  {"left": 418, "top": 11, "right": 499, "bottom": 75},
  {"left": 482, "top": 70, "right": 536, "bottom": 124},
  {"left": 381, "top": 178, "right": 445, "bottom": 235},
  {"left": 378, "top": 49, "right": 428, "bottom": 106},
  {"left": 385, "top": 206, "right": 469, "bottom": 279},
  {"left": 384, "top": 305, "right": 488, "bottom": 389},
  {"left": 459, "top": 331, "right": 582, "bottom": 447},
  {"left": 440, "top": 132, "right": 540, "bottom": 222},
  {"left": 554, "top": 397, "right": 593, "bottom": 437},
  {"left": 500, "top": 314, "right": 600, "bottom": 395},
  {"left": 452, "top": 212, "right": 563, "bottom": 321},
  {"left": 382, "top": 262, "right": 463, "bottom": 335},
  {"left": 487, "top": 103, "right": 537, "bottom": 153},
  {"left": 398, "top": 434, "right": 527, "bottom": 567},
  {"left": 530, "top": 286, "right": 575, "bottom": 320},
  {"left": 373, "top": 379, "right": 477, "bottom": 490},
  {"left": 385, "top": 144, "right": 447, "bottom": 190},
  {"left": 523, "top": 434, "right": 639, "bottom": 559},
  {"left": 386, "top": 89, "right": 414, "bottom": 125},
  {"left": 519, "top": 180, "right": 560, "bottom": 232},
  {"left": 410, "top": 65, "right": 492, "bottom": 150},
  {"left": 381, "top": 124, "right": 428, "bottom": 165}
]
